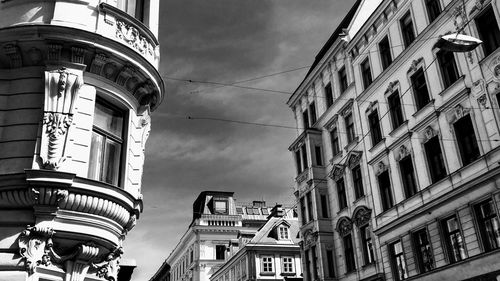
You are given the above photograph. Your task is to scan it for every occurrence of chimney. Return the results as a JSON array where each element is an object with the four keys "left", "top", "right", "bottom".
[{"left": 267, "top": 204, "right": 284, "bottom": 219}]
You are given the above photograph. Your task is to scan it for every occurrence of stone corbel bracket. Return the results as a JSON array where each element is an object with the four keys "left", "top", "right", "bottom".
[
  {"left": 40, "top": 67, "right": 83, "bottom": 170},
  {"left": 92, "top": 247, "right": 124, "bottom": 281},
  {"left": 18, "top": 226, "right": 55, "bottom": 275}
]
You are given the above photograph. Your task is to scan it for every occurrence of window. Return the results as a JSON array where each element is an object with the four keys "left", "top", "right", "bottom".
[
  {"left": 378, "top": 171, "right": 394, "bottom": 211},
  {"left": 236, "top": 207, "right": 243, "bottom": 215},
  {"left": 352, "top": 165, "right": 364, "bottom": 199},
  {"left": 437, "top": 50, "right": 459, "bottom": 88},
  {"left": 424, "top": 136, "right": 447, "bottom": 183},
  {"left": 441, "top": 215, "right": 467, "bottom": 263},
  {"left": 475, "top": 6, "right": 500, "bottom": 57},
  {"left": 216, "top": 245, "right": 226, "bottom": 260},
  {"left": 190, "top": 249, "right": 194, "bottom": 263},
  {"left": 252, "top": 207, "right": 260, "bottom": 215},
  {"left": 400, "top": 11, "right": 415, "bottom": 48},
  {"left": 411, "top": 69, "right": 430, "bottom": 111},
  {"left": 360, "top": 225, "right": 375, "bottom": 265},
  {"left": 339, "top": 66, "right": 348, "bottom": 93},
  {"left": 309, "top": 102, "right": 317, "bottom": 125},
  {"left": 337, "top": 178, "right": 348, "bottom": 210},
  {"left": 331, "top": 127, "right": 340, "bottom": 156},
  {"left": 311, "top": 246, "right": 319, "bottom": 280},
  {"left": 241, "top": 258, "right": 247, "bottom": 277},
  {"left": 306, "top": 192, "right": 313, "bottom": 221},
  {"left": 326, "top": 250, "right": 335, "bottom": 277},
  {"left": 261, "top": 208, "right": 269, "bottom": 215},
  {"left": 320, "top": 194, "right": 329, "bottom": 218},
  {"left": 425, "top": 0, "right": 441, "bottom": 23},
  {"left": 368, "top": 109, "right": 383, "bottom": 146},
  {"left": 300, "top": 197, "right": 307, "bottom": 225},
  {"left": 325, "top": 82, "right": 334, "bottom": 108},
  {"left": 295, "top": 150, "right": 302, "bottom": 174},
  {"left": 379, "top": 36, "right": 392, "bottom": 70},
  {"left": 454, "top": 116, "right": 480, "bottom": 166},
  {"left": 88, "top": 99, "right": 124, "bottom": 186},
  {"left": 117, "top": 0, "right": 146, "bottom": 21},
  {"left": 390, "top": 241, "right": 408, "bottom": 280},
  {"left": 413, "top": 229, "right": 434, "bottom": 273},
  {"left": 388, "top": 90, "right": 404, "bottom": 129},
  {"left": 314, "top": 145, "right": 323, "bottom": 166},
  {"left": 474, "top": 199, "right": 500, "bottom": 251},
  {"left": 301, "top": 145, "right": 308, "bottom": 171},
  {"left": 361, "top": 58, "right": 373, "bottom": 89},
  {"left": 214, "top": 200, "right": 228, "bottom": 214},
  {"left": 304, "top": 249, "right": 311, "bottom": 281},
  {"left": 345, "top": 113, "right": 356, "bottom": 143},
  {"left": 279, "top": 226, "right": 289, "bottom": 240},
  {"left": 400, "top": 156, "right": 418, "bottom": 198},
  {"left": 261, "top": 256, "right": 274, "bottom": 273},
  {"left": 282, "top": 256, "right": 294, "bottom": 273},
  {"left": 303, "top": 109, "right": 309, "bottom": 129},
  {"left": 343, "top": 234, "right": 356, "bottom": 272}
]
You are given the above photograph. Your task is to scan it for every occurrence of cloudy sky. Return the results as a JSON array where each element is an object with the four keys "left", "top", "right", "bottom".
[{"left": 123, "top": 1, "right": 356, "bottom": 280}]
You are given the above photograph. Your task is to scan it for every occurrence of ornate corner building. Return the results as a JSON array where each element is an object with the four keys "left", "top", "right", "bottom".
[
  {"left": 288, "top": 0, "right": 500, "bottom": 281},
  {"left": 0, "top": 0, "right": 163, "bottom": 280}
]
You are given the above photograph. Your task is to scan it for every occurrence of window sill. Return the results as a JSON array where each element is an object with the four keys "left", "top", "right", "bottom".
[
  {"left": 388, "top": 120, "right": 408, "bottom": 137},
  {"left": 412, "top": 99, "right": 435, "bottom": 118},
  {"left": 330, "top": 151, "right": 343, "bottom": 164},
  {"left": 260, "top": 272, "right": 275, "bottom": 276},
  {"left": 280, "top": 273, "right": 296, "bottom": 276},
  {"left": 437, "top": 75, "right": 465, "bottom": 97},
  {"left": 368, "top": 138, "right": 385, "bottom": 153},
  {"left": 361, "top": 262, "right": 376, "bottom": 269},
  {"left": 353, "top": 195, "right": 366, "bottom": 205},
  {"left": 337, "top": 207, "right": 348, "bottom": 215},
  {"left": 344, "top": 137, "right": 359, "bottom": 151}
]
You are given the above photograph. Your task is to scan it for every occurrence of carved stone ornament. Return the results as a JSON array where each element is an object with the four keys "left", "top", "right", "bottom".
[
  {"left": 90, "top": 53, "right": 108, "bottom": 75},
  {"left": 71, "top": 47, "right": 86, "bottom": 64},
  {"left": 353, "top": 206, "right": 372, "bottom": 227},
  {"left": 384, "top": 80, "right": 399, "bottom": 94},
  {"left": 423, "top": 126, "right": 437, "bottom": 143},
  {"left": 325, "top": 114, "right": 338, "bottom": 131},
  {"left": 140, "top": 106, "right": 152, "bottom": 152},
  {"left": 397, "top": 145, "right": 411, "bottom": 161},
  {"left": 3, "top": 43, "right": 22, "bottom": 68},
  {"left": 346, "top": 151, "right": 362, "bottom": 169},
  {"left": 453, "top": 5, "right": 467, "bottom": 32},
  {"left": 469, "top": 0, "right": 485, "bottom": 16},
  {"left": 376, "top": 161, "right": 388, "bottom": 176},
  {"left": 489, "top": 55, "right": 500, "bottom": 81},
  {"left": 303, "top": 230, "right": 318, "bottom": 248},
  {"left": 407, "top": 57, "right": 424, "bottom": 74},
  {"left": 340, "top": 100, "right": 354, "bottom": 118},
  {"left": 336, "top": 217, "right": 353, "bottom": 237},
  {"left": 450, "top": 104, "right": 471, "bottom": 123},
  {"left": 92, "top": 247, "right": 124, "bottom": 281},
  {"left": 19, "top": 226, "right": 55, "bottom": 275},
  {"left": 116, "top": 20, "right": 154, "bottom": 56},
  {"left": 40, "top": 68, "right": 83, "bottom": 170},
  {"left": 328, "top": 164, "right": 345, "bottom": 181},
  {"left": 47, "top": 44, "right": 62, "bottom": 61},
  {"left": 477, "top": 94, "right": 488, "bottom": 110}
]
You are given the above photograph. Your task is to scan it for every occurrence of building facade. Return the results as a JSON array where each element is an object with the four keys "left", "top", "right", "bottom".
[
  {"left": 210, "top": 205, "right": 302, "bottom": 281},
  {"left": 150, "top": 191, "right": 298, "bottom": 281},
  {"left": 0, "top": 0, "right": 163, "bottom": 280},
  {"left": 288, "top": 0, "right": 500, "bottom": 280}
]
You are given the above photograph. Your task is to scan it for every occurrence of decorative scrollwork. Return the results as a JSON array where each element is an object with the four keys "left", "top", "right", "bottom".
[
  {"left": 336, "top": 217, "right": 352, "bottom": 237},
  {"left": 92, "top": 247, "right": 124, "bottom": 281},
  {"left": 18, "top": 226, "right": 55, "bottom": 275},
  {"left": 353, "top": 206, "right": 372, "bottom": 227},
  {"left": 116, "top": 20, "right": 154, "bottom": 56}
]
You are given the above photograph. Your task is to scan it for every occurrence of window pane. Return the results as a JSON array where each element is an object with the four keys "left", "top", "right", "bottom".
[
  {"left": 103, "top": 139, "right": 121, "bottom": 185},
  {"left": 425, "top": 136, "right": 447, "bottom": 183},
  {"left": 454, "top": 116, "right": 480, "bottom": 166},
  {"left": 437, "top": 50, "right": 459, "bottom": 88},
  {"left": 476, "top": 6, "right": 500, "bottom": 57},
  {"left": 411, "top": 69, "right": 430, "bottom": 111},
  {"left": 400, "top": 156, "right": 417, "bottom": 198},
  {"left": 475, "top": 200, "right": 500, "bottom": 251},
  {"left": 325, "top": 82, "right": 334, "bottom": 108},
  {"left": 388, "top": 90, "right": 404, "bottom": 129},
  {"left": 380, "top": 36, "right": 392, "bottom": 70},
  {"left": 425, "top": 0, "right": 441, "bottom": 23},
  {"left": 378, "top": 171, "right": 394, "bottom": 211},
  {"left": 88, "top": 132, "right": 105, "bottom": 181},
  {"left": 401, "top": 12, "right": 415, "bottom": 48},
  {"left": 94, "top": 101, "right": 124, "bottom": 138}
]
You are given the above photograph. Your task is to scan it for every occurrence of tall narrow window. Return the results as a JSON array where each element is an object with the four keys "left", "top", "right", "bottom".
[
  {"left": 309, "top": 102, "right": 317, "bottom": 125},
  {"left": 425, "top": 0, "right": 441, "bottom": 23},
  {"left": 474, "top": 199, "right": 500, "bottom": 251},
  {"left": 304, "top": 249, "right": 311, "bottom": 281},
  {"left": 216, "top": 245, "right": 226, "bottom": 260},
  {"left": 311, "top": 246, "right": 319, "bottom": 280},
  {"left": 345, "top": 113, "right": 356, "bottom": 144},
  {"left": 424, "top": 136, "right": 447, "bottom": 183},
  {"left": 368, "top": 110, "right": 382, "bottom": 146},
  {"left": 315, "top": 145, "right": 323, "bottom": 166},
  {"left": 361, "top": 58, "right": 373, "bottom": 89},
  {"left": 331, "top": 127, "right": 340, "bottom": 156},
  {"left": 300, "top": 197, "right": 307, "bottom": 225},
  {"left": 326, "top": 250, "right": 335, "bottom": 277},
  {"left": 413, "top": 229, "right": 434, "bottom": 273},
  {"left": 388, "top": 90, "right": 404, "bottom": 129},
  {"left": 441, "top": 215, "right": 467, "bottom": 263},
  {"left": 360, "top": 225, "right": 375, "bottom": 265},
  {"left": 320, "top": 194, "right": 329, "bottom": 218},
  {"left": 337, "top": 178, "right": 348, "bottom": 210},
  {"left": 352, "top": 165, "right": 364, "bottom": 199},
  {"left": 325, "top": 82, "right": 334, "bottom": 108},
  {"left": 88, "top": 99, "right": 124, "bottom": 186},
  {"left": 400, "top": 12, "right": 415, "bottom": 48},
  {"left": 400, "top": 156, "right": 418, "bottom": 198},
  {"left": 295, "top": 150, "right": 302, "bottom": 174},
  {"left": 339, "top": 66, "right": 348, "bottom": 93},
  {"left": 378, "top": 171, "right": 394, "bottom": 211},
  {"left": 343, "top": 234, "right": 356, "bottom": 272},
  {"left": 475, "top": 6, "right": 500, "bottom": 57},
  {"left": 411, "top": 69, "right": 430, "bottom": 111},
  {"left": 454, "top": 116, "right": 480, "bottom": 166},
  {"left": 282, "top": 257, "right": 294, "bottom": 273},
  {"left": 303, "top": 109, "right": 309, "bottom": 129},
  {"left": 437, "top": 50, "right": 459, "bottom": 88},
  {"left": 279, "top": 226, "right": 289, "bottom": 240},
  {"left": 306, "top": 192, "right": 313, "bottom": 221},
  {"left": 390, "top": 241, "right": 408, "bottom": 280},
  {"left": 379, "top": 36, "right": 392, "bottom": 70},
  {"left": 301, "top": 145, "right": 308, "bottom": 171}
]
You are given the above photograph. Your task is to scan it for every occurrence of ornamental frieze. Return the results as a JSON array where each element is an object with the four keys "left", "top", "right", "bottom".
[
  {"left": 353, "top": 206, "right": 372, "bottom": 227},
  {"left": 336, "top": 217, "right": 352, "bottom": 237},
  {"left": 116, "top": 19, "right": 154, "bottom": 57}
]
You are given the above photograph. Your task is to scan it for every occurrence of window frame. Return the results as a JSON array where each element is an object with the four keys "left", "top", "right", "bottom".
[
  {"left": 399, "top": 155, "right": 418, "bottom": 199},
  {"left": 424, "top": 0, "right": 442, "bottom": 24},
  {"left": 410, "top": 68, "right": 431, "bottom": 111},
  {"left": 400, "top": 11, "right": 416, "bottom": 48},
  {"left": 473, "top": 199, "right": 500, "bottom": 252},
  {"left": 424, "top": 135, "right": 447, "bottom": 184},
  {"left": 360, "top": 225, "right": 375, "bottom": 265},
  {"left": 352, "top": 165, "right": 364, "bottom": 199},
  {"left": 378, "top": 170, "right": 394, "bottom": 211},
  {"left": 474, "top": 5, "right": 500, "bottom": 58},
  {"left": 379, "top": 35, "right": 393, "bottom": 70},
  {"left": 360, "top": 57, "right": 373, "bottom": 90},
  {"left": 320, "top": 194, "right": 330, "bottom": 219},
  {"left": 387, "top": 90, "right": 404, "bottom": 129},
  {"left": 453, "top": 114, "right": 480, "bottom": 166},
  {"left": 412, "top": 228, "right": 434, "bottom": 273},
  {"left": 436, "top": 49, "right": 460, "bottom": 89},
  {"left": 325, "top": 82, "right": 334, "bottom": 108},
  {"left": 281, "top": 256, "right": 295, "bottom": 274},
  {"left": 345, "top": 112, "right": 356, "bottom": 144},
  {"left": 368, "top": 109, "right": 383, "bottom": 147},
  {"left": 389, "top": 240, "right": 408, "bottom": 281},
  {"left": 331, "top": 126, "right": 341, "bottom": 156},
  {"left": 261, "top": 256, "right": 274, "bottom": 273},
  {"left": 440, "top": 214, "right": 468, "bottom": 264},
  {"left": 339, "top": 66, "right": 348, "bottom": 93},
  {"left": 343, "top": 233, "right": 356, "bottom": 273},
  {"left": 336, "top": 178, "right": 348, "bottom": 211},
  {"left": 278, "top": 226, "right": 290, "bottom": 240}
]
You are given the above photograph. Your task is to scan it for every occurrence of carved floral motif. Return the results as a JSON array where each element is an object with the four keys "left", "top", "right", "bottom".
[
  {"left": 346, "top": 151, "right": 362, "bottom": 169},
  {"left": 353, "top": 207, "right": 372, "bottom": 227},
  {"left": 18, "top": 226, "right": 55, "bottom": 275},
  {"left": 336, "top": 218, "right": 352, "bottom": 237},
  {"left": 329, "top": 164, "right": 345, "bottom": 181},
  {"left": 116, "top": 20, "right": 154, "bottom": 56}
]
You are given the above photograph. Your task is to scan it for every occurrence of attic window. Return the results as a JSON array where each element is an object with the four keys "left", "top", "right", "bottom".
[
  {"left": 262, "top": 208, "right": 269, "bottom": 215},
  {"left": 214, "top": 200, "right": 228, "bottom": 214},
  {"left": 279, "top": 226, "right": 289, "bottom": 240},
  {"left": 236, "top": 207, "right": 243, "bottom": 214}
]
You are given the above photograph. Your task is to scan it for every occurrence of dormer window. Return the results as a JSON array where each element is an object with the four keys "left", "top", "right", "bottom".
[
  {"left": 279, "top": 226, "right": 289, "bottom": 240},
  {"left": 214, "top": 199, "right": 228, "bottom": 214}
]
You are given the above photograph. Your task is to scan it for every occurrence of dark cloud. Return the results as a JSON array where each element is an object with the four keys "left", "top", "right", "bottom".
[{"left": 123, "top": 1, "right": 357, "bottom": 280}]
